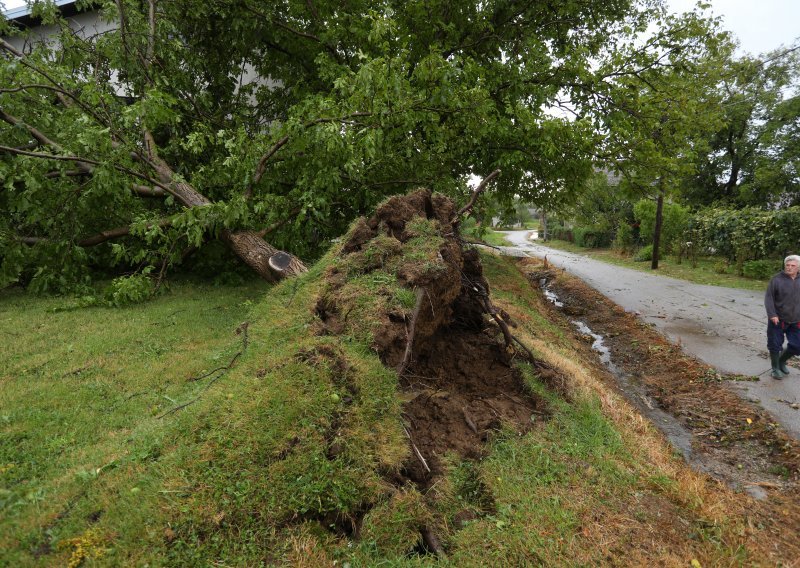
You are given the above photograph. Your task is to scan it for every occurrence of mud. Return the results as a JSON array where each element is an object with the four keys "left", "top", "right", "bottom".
[{"left": 401, "top": 328, "right": 546, "bottom": 487}]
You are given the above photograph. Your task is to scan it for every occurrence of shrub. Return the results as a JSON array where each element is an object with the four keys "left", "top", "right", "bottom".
[
  {"left": 742, "top": 259, "right": 782, "bottom": 280},
  {"left": 633, "top": 199, "right": 690, "bottom": 255},
  {"left": 573, "top": 227, "right": 613, "bottom": 248},
  {"left": 690, "top": 206, "right": 800, "bottom": 264},
  {"left": 634, "top": 244, "right": 653, "bottom": 262},
  {"left": 613, "top": 222, "right": 636, "bottom": 252},
  {"left": 549, "top": 221, "right": 573, "bottom": 243},
  {"left": 713, "top": 260, "right": 729, "bottom": 274}
]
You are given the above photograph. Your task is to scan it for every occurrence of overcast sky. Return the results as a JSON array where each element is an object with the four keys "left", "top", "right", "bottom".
[
  {"left": 667, "top": 0, "right": 800, "bottom": 56},
  {"left": 2, "top": 0, "right": 799, "bottom": 57}
]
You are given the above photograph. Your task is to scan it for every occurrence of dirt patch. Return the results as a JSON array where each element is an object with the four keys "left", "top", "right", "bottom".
[
  {"left": 317, "top": 190, "right": 547, "bottom": 492},
  {"left": 401, "top": 328, "right": 546, "bottom": 487},
  {"left": 520, "top": 257, "right": 800, "bottom": 558}
]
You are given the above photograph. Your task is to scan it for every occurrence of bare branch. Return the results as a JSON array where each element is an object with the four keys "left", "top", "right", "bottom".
[
  {"left": 132, "top": 184, "right": 168, "bottom": 197},
  {"left": 17, "top": 218, "right": 172, "bottom": 247},
  {"left": 44, "top": 169, "right": 90, "bottom": 178},
  {"left": 147, "top": 0, "right": 156, "bottom": 65},
  {"left": 455, "top": 169, "right": 501, "bottom": 219},
  {"left": 0, "top": 37, "right": 23, "bottom": 58},
  {"left": 78, "top": 219, "right": 172, "bottom": 246}
]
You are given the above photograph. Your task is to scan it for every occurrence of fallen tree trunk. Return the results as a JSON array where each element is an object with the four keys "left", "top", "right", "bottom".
[
  {"left": 221, "top": 230, "right": 307, "bottom": 282},
  {"left": 149, "top": 141, "right": 307, "bottom": 282}
]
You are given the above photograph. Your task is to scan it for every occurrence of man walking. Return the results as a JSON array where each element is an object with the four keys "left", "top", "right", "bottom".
[{"left": 765, "top": 255, "right": 800, "bottom": 379}]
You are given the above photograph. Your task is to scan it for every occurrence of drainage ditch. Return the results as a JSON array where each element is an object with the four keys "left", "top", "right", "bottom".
[{"left": 539, "top": 277, "right": 768, "bottom": 500}]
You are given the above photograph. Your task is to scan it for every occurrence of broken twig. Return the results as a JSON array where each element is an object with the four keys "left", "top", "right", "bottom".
[
  {"left": 404, "top": 426, "right": 431, "bottom": 473},
  {"left": 159, "top": 322, "right": 249, "bottom": 418}
]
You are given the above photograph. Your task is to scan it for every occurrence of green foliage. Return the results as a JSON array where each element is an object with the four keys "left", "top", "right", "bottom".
[
  {"left": 690, "top": 206, "right": 800, "bottom": 265},
  {"left": 103, "top": 272, "right": 155, "bottom": 306},
  {"left": 548, "top": 220, "right": 574, "bottom": 243},
  {"left": 566, "top": 172, "right": 633, "bottom": 243},
  {"left": 0, "top": 0, "right": 732, "bottom": 289},
  {"left": 495, "top": 200, "right": 534, "bottom": 229},
  {"left": 713, "top": 260, "right": 730, "bottom": 274},
  {"left": 634, "top": 244, "right": 654, "bottom": 262},
  {"left": 613, "top": 221, "right": 636, "bottom": 252},
  {"left": 573, "top": 226, "right": 613, "bottom": 249},
  {"left": 633, "top": 199, "right": 690, "bottom": 255},
  {"left": 681, "top": 49, "right": 800, "bottom": 208},
  {"left": 741, "top": 259, "right": 781, "bottom": 280}
]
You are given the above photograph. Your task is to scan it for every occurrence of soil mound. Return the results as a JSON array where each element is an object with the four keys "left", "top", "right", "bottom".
[{"left": 316, "top": 189, "right": 545, "bottom": 488}]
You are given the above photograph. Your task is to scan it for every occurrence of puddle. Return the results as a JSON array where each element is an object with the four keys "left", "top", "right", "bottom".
[
  {"left": 540, "top": 278, "right": 563, "bottom": 307},
  {"left": 572, "top": 320, "right": 614, "bottom": 368},
  {"left": 540, "top": 280, "right": 766, "bottom": 499}
]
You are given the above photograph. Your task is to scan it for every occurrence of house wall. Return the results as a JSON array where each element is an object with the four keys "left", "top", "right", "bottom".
[{"left": 3, "top": 9, "right": 116, "bottom": 52}]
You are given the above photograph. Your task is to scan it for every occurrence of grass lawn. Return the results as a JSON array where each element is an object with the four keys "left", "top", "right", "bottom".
[
  {"left": 0, "top": 251, "right": 777, "bottom": 565},
  {"left": 540, "top": 239, "right": 770, "bottom": 291}
]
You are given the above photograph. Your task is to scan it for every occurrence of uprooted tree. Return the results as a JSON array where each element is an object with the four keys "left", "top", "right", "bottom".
[{"left": 0, "top": 0, "right": 726, "bottom": 292}]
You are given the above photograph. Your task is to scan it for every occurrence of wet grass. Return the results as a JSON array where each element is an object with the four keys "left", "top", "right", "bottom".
[
  {"left": 0, "top": 247, "right": 777, "bottom": 565},
  {"left": 541, "top": 239, "right": 769, "bottom": 291}
]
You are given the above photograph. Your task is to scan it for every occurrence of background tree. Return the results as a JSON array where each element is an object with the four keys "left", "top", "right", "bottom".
[
  {"left": 586, "top": 7, "right": 731, "bottom": 268},
  {"left": 680, "top": 48, "right": 800, "bottom": 208}
]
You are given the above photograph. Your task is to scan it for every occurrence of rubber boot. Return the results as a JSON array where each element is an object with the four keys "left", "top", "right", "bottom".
[
  {"left": 779, "top": 350, "right": 794, "bottom": 375},
  {"left": 770, "top": 352, "right": 786, "bottom": 379}
]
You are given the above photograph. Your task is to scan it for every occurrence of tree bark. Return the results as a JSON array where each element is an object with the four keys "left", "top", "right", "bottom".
[
  {"left": 651, "top": 180, "right": 664, "bottom": 270},
  {"left": 221, "top": 230, "right": 306, "bottom": 282},
  {"left": 540, "top": 209, "right": 548, "bottom": 241}
]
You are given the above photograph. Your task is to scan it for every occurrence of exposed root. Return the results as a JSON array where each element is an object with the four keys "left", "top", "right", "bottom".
[
  {"left": 158, "top": 322, "right": 249, "bottom": 418},
  {"left": 404, "top": 426, "right": 431, "bottom": 474},
  {"left": 420, "top": 525, "right": 447, "bottom": 559},
  {"left": 397, "top": 287, "right": 427, "bottom": 375}
]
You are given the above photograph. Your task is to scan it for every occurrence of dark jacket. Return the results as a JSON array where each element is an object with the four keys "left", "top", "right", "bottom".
[{"left": 765, "top": 271, "right": 800, "bottom": 322}]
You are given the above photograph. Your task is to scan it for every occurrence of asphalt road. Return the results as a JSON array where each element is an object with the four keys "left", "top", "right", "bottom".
[{"left": 498, "top": 231, "right": 800, "bottom": 440}]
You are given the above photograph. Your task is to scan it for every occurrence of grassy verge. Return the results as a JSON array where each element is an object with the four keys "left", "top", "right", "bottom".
[
  {"left": 540, "top": 239, "right": 769, "bottom": 291},
  {"left": 0, "top": 252, "right": 770, "bottom": 565},
  {"left": 479, "top": 230, "right": 514, "bottom": 247}
]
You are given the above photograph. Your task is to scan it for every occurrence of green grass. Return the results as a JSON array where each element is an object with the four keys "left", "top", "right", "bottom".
[
  {"left": 0, "top": 278, "right": 268, "bottom": 565},
  {"left": 541, "top": 239, "right": 769, "bottom": 291},
  {"left": 480, "top": 230, "right": 513, "bottom": 247},
  {"left": 0, "top": 250, "right": 762, "bottom": 566}
]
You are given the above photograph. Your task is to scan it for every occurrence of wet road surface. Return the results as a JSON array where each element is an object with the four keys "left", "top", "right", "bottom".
[{"left": 498, "top": 231, "right": 800, "bottom": 440}]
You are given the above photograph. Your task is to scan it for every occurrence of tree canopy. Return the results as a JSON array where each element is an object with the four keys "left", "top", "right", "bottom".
[
  {"left": 1, "top": 0, "right": 727, "bottom": 292},
  {"left": 680, "top": 48, "right": 800, "bottom": 208}
]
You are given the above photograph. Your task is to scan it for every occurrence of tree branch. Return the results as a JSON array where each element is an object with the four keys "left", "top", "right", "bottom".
[
  {"left": 247, "top": 111, "right": 374, "bottom": 196},
  {"left": 254, "top": 205, "right": 303, "bottom": 237},
  {"left": 455, "top": 169, "right": 501, "bottom": 219},
  {"left": 18, "top": 219, "right": 173, "bottom": 248},
  {"left": 132, "top": 184, "right": 168, "bottom": 197},
  {"left": 0, "top": 144, "right": 176, "bottom": 196},
  {"left": 147, "top": 0, "right": 156, "bottom": 65}
]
